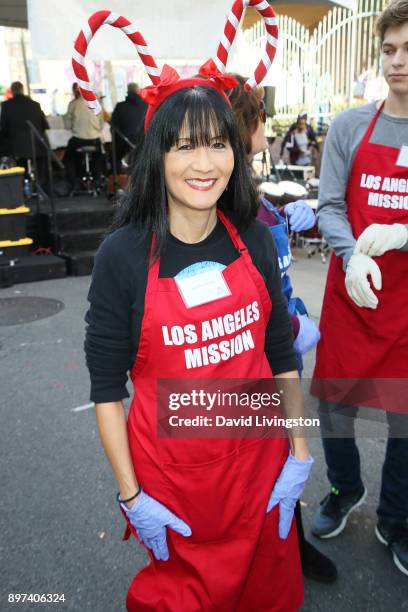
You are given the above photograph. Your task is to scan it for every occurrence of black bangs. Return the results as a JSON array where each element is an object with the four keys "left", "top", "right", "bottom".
[
  {"left": 151, "top": 86, "right": 236, "bottom": 150},
  {"left": 110, "top": 83, "right": 260, "bottom": 256}
]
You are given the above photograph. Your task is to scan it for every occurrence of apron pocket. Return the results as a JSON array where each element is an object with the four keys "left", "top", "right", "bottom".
[{"left": 161, "top": 452, "right": 249, "bottom": 544}]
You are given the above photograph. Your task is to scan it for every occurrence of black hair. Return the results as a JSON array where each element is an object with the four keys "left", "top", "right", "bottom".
[
  {"left": 11, "top": 81, "right": 24, "bottom": 96},
  {"left": 111, "top": 85, "right": 259, "bottom": 256}
]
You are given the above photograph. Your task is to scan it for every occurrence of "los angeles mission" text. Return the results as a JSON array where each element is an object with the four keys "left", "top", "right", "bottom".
[
  {"left": 162, "top": 301, "right": 260, "bottom": 369},
  {"left": 361, "top": 173, "right": 408, "bottom": 210}
]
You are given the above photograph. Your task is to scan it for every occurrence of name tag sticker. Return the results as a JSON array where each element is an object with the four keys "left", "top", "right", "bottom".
[
  {"left": 396, "top": 145, "right": 408, "bottom": 168},
  {"left": 175, "top": 269, "right": 231, "bottom": 309}
]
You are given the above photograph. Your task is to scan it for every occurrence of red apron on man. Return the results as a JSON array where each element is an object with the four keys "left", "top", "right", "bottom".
[
  {"left": 123, "top": 212, "right": 303, "bottom": 611},
  {"left": 312, "top": 103, "right": 408, "bottom": 410}
]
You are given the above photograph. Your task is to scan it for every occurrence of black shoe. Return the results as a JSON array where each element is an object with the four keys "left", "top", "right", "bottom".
[
  {"left": 376, "top": 519, "right": 408, "bottom": 576},
  {"left": 311, "top": 485, "right": 367, "bottom": 538},
  {"left": 300, "top": 539, "right": 338, "bottom": 583}
]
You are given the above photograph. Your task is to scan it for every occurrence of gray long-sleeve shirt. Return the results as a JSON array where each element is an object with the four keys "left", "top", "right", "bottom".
[{"left": 317, "top": 102, "right": 408, "bottom": 269}]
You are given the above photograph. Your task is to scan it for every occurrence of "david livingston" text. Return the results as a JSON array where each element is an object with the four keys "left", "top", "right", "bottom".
[{"left": 168, "top": 415, "right": 320, "bottom": 429}]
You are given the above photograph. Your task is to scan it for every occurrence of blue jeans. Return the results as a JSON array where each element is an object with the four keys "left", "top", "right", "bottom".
[{"left": 318, "top": 400, "right": 408, "bottom": 522}]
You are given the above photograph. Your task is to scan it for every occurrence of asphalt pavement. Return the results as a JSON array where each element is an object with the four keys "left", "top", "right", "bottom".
[{"left": 0, "top": 248, "right": 407, "bottom": 612}]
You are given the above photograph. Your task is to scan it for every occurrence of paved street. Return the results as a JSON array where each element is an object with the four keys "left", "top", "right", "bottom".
[{"left": 0, "top": 248, "right": 407, "bottom": 612}]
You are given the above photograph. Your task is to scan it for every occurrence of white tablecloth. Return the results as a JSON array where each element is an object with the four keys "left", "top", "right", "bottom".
[
  {"left": 47, "top": 129, "right": 72, "bottom": 149},
  {"left": 46, "top": 123, "right": 112, "bottom": 150},
  {"left": 46, "top": 115, "right": 65, "bottom": 129}
]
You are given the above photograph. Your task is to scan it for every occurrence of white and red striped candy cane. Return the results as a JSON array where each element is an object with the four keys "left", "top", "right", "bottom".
[
  {"left": 214, "top": 0, "right": 278, "bottom": 90},
  {"left": 72, "top": 11, "right": 160, "bottom": 114}
]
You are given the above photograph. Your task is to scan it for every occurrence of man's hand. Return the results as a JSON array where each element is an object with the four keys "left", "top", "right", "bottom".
[
  {"left": 354, "top": 223, "right": 408, "bottom": 257},
  {"left": 345, "top": 253, "right": 382, "bottom": 309}
]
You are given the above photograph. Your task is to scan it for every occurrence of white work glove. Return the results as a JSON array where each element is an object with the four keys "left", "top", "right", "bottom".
[
  {"left": 345, "top": 253, "right": 382, "bottom": 309},
  {"left": 354, "top": 223, "right": 408, "bottom": 257}
]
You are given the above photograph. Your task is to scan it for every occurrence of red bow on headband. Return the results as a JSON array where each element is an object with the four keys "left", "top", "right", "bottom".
[
  {"left": 140, "top": 60, "right": 239, "bottom": 131},
  {"left": 140, "top": 60, "right": 238, "bottom": 107},
  {"left": 140, "top": 64, "right": 180, "bottom": 105},
  {"left": 198, "top": 59, "right": 238, "bottom": 90}
]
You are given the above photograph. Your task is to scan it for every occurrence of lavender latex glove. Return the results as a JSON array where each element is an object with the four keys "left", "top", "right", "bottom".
[
  {"left": 267, "top": 452, "right": 314, "bottom": 539},
  {"left": 121, "top": 490, "right": 192, "bottom": 561},
  {"left": 294, "top": 314, "right": 321, "bottom": 355},
  {"left": 285, "top": 200, "right": 316, "bottom": 232}
]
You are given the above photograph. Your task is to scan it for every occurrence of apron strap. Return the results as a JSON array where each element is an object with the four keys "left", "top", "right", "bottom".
[
  {"left": 217, "top": 209, "right": 272, "bottom": 318},
  {"left": 288, "top": 296, "right": 308, "bottom": 316},
  {"left": 216, "top": 209, "right": 248, "bottom": 253},
  {"left": 261, "top": 197, "right": 279, "bottom": 215},
  {"left": 360, "top": 100, "right": 385, "bottom": 148},
  {"left": 146, "top": 233, "right": 161, "bottom": 291}
]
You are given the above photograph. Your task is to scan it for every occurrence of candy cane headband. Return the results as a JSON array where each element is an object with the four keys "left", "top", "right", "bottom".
[{"left": 72, "top": 0, "right": 278, "bottom": 129}]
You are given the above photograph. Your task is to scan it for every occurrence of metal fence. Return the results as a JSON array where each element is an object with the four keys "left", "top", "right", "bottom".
[{"left": 243, "top": 0, "right": 387, "bottom": 123}]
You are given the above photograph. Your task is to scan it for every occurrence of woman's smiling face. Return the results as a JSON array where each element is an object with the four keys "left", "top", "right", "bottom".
[{"left": 164, "top": 122, "right": 234, "bottom": 214}]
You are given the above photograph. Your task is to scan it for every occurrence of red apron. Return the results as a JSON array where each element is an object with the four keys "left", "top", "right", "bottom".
[
  {"left": 312, "top": 103, "right": 408, "bottom": 409},
  {"left": 124, "top": 211, "right": 303, "bottom": 611}
]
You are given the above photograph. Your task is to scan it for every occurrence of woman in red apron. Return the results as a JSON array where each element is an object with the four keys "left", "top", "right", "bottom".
[
  {"left": 80, "top": 4, "right": 313, "bottom": 609},
  {"left": 92, "top": 72, "right": 313, "bottom": 612}
]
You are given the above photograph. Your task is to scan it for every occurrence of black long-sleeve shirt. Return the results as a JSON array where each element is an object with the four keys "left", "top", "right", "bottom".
[
  {"left": 85, "top": 218, "right": 297, "bottom": 403},
  {"left": 110, "top": 93, "right": 147, "bottom": 142},
  {"left": 0, "top": 94, "right": 49, "bottom": 159}
]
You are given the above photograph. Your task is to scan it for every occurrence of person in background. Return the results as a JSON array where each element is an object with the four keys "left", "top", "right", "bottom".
[
  {"left": 288, "top": 112, "right": 318, "bottom": 145},
  {"left": 64, "top": 82, "right": 105, "bottom": 189},
  {"left": 70, "top": 82, "right": 81, "bottom": 101},
  {"left": 0, "top": 81, "right": 49, "bottom": 183},
  {"left": 229, "top": 78, "right": 316, "bottom": 319},
  {"left": 228, "top": 74, "right": 337, "bottom": 584},
  {"left": 311, "top": 0, "right": 408, "bottom": 577},
  {"left": 110, "top": 82, "right": 147, "bottom": 171},
  {"left": 280, "top": 113, "right": 319, "bottom": 166}
]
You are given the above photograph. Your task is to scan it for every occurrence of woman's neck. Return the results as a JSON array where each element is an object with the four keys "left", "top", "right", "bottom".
[
  {"left": 383, "top": 91, "right": 408, "bottom": 118},
  {"left": 168, "top": 207, "right": 218, "bottom": 244}
]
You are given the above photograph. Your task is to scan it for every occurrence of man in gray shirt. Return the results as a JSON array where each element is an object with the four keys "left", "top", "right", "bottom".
[
  {"left": 311, "top": 0, "right": 408, "bottom": 577},
  {"left": 317, "top": 103, "right": 408, "bottom": 267}
]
